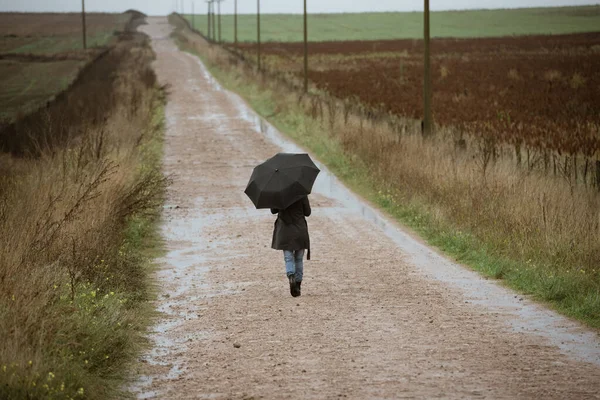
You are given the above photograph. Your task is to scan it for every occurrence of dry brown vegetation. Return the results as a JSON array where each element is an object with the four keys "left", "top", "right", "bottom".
[
  {"left": 0, "top": 21, "right": 166, "bottom": 399},
  {"left": 174, "top": 15, "right": 600, "bottom": 325},
  {"left": 235, "top": 33, "right": 600, "bottom": 189}
]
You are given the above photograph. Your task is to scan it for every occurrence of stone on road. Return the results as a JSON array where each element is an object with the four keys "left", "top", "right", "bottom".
[{"left": 133, "top": 18, "right": 600, "bottom": 399}]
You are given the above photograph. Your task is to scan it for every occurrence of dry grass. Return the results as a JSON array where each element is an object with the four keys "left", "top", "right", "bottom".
[
  {"left": 0, "top": 29, "right": 166, "bottom": 399},
  {"left": 507, "top": 68, "right": 520, "bottom": 80},
  {"left": 439, "top": 65, "right": 450, "bottom": 79},
  {"left": 173, "top": 14, "right": 600, "bottom": 325},
  {"left": 570, "top": 72, "right": 586, "bottom": 89},
  {"left": 543, "top": 69, "right": 562, "bottom": 82}
]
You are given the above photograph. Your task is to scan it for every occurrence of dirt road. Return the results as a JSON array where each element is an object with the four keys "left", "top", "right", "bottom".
[{"left": 133, "top": 18, "right": 600, "bottom": 399}]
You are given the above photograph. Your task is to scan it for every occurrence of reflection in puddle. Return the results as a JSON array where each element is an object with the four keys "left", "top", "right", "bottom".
[{"left": 133, "top": 202, "right": 245, "bottom": 396}]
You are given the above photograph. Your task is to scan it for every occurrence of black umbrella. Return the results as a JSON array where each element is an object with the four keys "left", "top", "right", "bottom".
[{"left": 244, "top": 153, "right": 320, "bottom": 209}]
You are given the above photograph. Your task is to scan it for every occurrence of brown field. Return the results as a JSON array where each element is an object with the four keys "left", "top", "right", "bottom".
[
  {"left": 0, "top": 12, "right": 130, "bottom": 122},
  {"left": 236, "top": 33, "right": 600, "bottom": 156}
]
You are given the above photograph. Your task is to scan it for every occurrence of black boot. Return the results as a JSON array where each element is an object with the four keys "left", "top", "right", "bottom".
[
  {"left": 288, "top": 274, "right": 299, "bottom": 297},
  {"left": 296, "top": 281, "right": 301, "bottom": 296}
]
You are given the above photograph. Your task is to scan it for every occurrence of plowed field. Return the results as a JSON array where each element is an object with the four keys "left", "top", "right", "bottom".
[{"left": 237, "top": 32, "right": 600, "bottom": 154}]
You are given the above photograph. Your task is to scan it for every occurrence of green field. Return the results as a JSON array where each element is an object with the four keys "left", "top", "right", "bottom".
[
  {"left": 183, "top": 5, "right": 600, "bottom": 42},
  {"left": 0, "top": 60, "right": 84, "bottom": 120},
  {"left": 0, "top": 13, "right": 129, "bottom": 122},
  {"left": 0, "top": 13, "right": 129, "bottom": 54},
  {"left": 5, "top": 31, "right": 120, "bottom": 55}
]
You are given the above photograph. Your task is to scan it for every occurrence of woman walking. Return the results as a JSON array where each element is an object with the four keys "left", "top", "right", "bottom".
[{"left": 271, "top": 196, "right": 311, "bottom": 297}]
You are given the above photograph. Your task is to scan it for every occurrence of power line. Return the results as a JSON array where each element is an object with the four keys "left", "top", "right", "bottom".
[
  {"left": 217, "top": 0, "right": 222, "bottom": 43},
  {"left": 234, "top": 0, "right": 238, "bottom": 49},
  {"left": 212, "top": 0, "right": 216, "bottom": 40},
  {"left": 304, "top": 0, "right": 308, "bottom": 93},
  {"left": 192, "top": 0, "right": 195, "bottom": 30},
  {"left": 257, "top": 0, "right": 261, "bottom": 70},
  {"left": 423, "top": 0, "right": 432, "bottom": 136},
  {"left": 81, "top": 0, "right": 87, "bottom": 49},
  {"left": 206, "top": 1, "right": 212, "bottom": 40}
]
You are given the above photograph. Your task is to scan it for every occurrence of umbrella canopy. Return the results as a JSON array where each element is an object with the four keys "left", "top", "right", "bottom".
[{"left": 244, "top": 153, "right": 320, "bottom": 209}]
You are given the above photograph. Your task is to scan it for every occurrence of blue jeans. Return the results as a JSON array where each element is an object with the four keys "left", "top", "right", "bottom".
[{"left": 283, "top": 250, "right": 305, "bottom": 282}]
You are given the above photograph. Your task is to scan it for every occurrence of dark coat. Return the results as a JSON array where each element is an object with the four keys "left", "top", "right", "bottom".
[{"left": 271, "top": 197, "right": 311, "bottom": 257}]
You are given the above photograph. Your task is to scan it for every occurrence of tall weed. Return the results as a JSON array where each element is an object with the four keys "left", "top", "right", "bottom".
[{"left": 0, "top": 29, "right": 167, "bottom": 399}]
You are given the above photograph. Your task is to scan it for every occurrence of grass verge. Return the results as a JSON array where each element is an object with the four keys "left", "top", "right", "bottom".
[
  {"left": 171, "top": 16, "right": 600, "bottom": 329},
  {"left": 0, "top": 28, "right": 167, "bottom": 399}
]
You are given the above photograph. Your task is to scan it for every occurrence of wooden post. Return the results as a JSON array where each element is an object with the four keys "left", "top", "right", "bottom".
[
  {"left": 192, "top": 1, "right": 195, "bottom": 30},
  {"left": 303, "top": 0, "right": 308, "bottom": 93},
  {"left": 257, "top": 0, "right": 261, "bottom": 71},
  {"left": 212, "top": 1, "right": 216, "bottom": 40},
  {"left": 234, "top": 0, "right": 238, "bottom": 49},
  {"left": 218, "top": 0, "right": 222, "bottom": 43},
  {"left": 81, "top": 0, "right": 87, "bottom": 49},
  {"left": 423, "top": 0, "right": 432, "bottom": 137},
  {"left": 207, "top": 1, "right": 212, "bottom": 40},
  {"left": 596, "top": 159, "right": 600, "bottom": 190}
]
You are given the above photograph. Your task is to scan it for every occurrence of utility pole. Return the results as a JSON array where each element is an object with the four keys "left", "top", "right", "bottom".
[
  {"left": 423, "top": 0, "right": 433, "bottom": 136},
  {"left": 81, "top": 0, "right": 87, "bottom": 49},
  {"left": 192, "top": 1, "right": 195, "bottom": 30},
  {"left": 207, "top": 1, "right": 212, "bottom": 40},
  {"left": 217, "top": 0, "right": 222, "bottom": 43},
  {"left": 257, "top": 0, "right": 261, "bottom": 70},
  {"left": 212, "top": 1, "right": 216, "bottom": 41},
  {"left": 303, "top": 0, "right": 308, "bottom": 93},
  {"left": 234, "top": 0, "right": 238, "bottom": 49}
]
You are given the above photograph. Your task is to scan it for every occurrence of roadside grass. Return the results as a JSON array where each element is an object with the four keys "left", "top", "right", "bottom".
[
  {"left": 0, "top": 30, "right": 167, "bottom": 399},
  {"left": 171, "top": 18, "right": 600, "bottom": 329},
  {"left": 183, "top": 5, "right": 600, "bottom": 42}
]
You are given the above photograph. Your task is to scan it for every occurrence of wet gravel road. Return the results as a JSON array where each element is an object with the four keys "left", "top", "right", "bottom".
[{"left": 133, "top": 18, "right": 600, "bottom": 399}]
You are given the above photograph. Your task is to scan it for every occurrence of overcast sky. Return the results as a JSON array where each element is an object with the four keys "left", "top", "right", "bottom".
[{"left": 0, "top": 0, "right": 598, "bottom": 16}]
